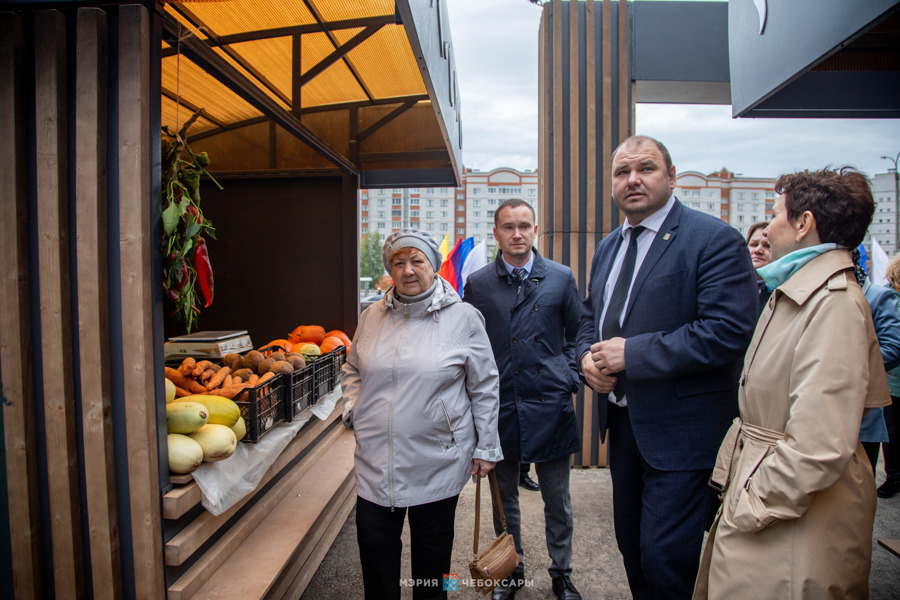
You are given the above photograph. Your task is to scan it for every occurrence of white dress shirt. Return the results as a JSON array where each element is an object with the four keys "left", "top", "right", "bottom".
[{"left": 599, "top": 194, "right": 676, "bottom": 406}]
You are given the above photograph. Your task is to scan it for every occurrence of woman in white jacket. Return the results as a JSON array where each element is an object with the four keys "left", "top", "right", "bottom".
[{"left": 342, "top": 229, "right": 503, "bottom": 600}]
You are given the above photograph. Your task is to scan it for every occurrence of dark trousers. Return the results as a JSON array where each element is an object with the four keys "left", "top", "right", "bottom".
[
  {"left": 884, "top": 397, "right": 900, "bottom": 480},
  {"left": 356, "top": 495, "right": 459, "bottom": 600},
  {"left": 607, "top": 404, "right": 719, "bottom": 600}
]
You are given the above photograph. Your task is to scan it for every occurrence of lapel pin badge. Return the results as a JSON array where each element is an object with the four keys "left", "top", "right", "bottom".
[{"left": 663, "top": 233, "right": 671, "bottom": 241}]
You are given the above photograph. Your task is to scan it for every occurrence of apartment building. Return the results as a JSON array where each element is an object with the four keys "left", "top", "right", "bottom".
[
  {"left": 359, "top": 167, "right": 539, "bottom": 257},
  {"left": 675, "top": 168, "right": 777, "bottom": 239},
  {"left": 871, "top": 170, "right": 899, "bottom": 254}
]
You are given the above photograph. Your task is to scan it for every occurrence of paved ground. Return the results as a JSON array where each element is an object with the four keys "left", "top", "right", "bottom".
[{"left": 303, "top": 462, "right": 900, "bottom": 599}]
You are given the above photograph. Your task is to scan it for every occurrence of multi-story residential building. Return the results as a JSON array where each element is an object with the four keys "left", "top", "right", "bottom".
[
  {"left": 870, "top": 170, "right": 899, "bottom": 255},
  {"left": 675, "top": 168, "right": 777, "bottom": 239},
  {"left": 359, "top": 166, "right": 539, "bottom": 257}
]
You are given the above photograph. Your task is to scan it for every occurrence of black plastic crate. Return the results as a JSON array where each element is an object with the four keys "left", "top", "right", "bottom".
[
  {"left": 234, "top": 373, "right": 285, "bottom": 443},
  {"left": 330, "top": 345, "right": 347, "bottom": 389},
  {"left": 312, "top": 351, "right": 336, "bottom": 399},
  {"left": 285, "top": 363, "right": 315, "bottom": 421}
]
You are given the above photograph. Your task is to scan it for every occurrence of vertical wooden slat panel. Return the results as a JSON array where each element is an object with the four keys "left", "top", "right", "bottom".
[
  {"left": 34, "top": 10, "right": 85, "bottom": 598},
  {"left": 601, "top": 0, "right": 613, "bottom": 238},
  {"left": 538, "top": 7, "right": 550, "bottom": 252},
  {"left": 75, "top": 9, "right": 122, "bottom": 599},
  {"left": 118, "top": 5, "right": 165, "bottom": 596},
  {"left": 618, "top": 0, "right": 630, "bottom": 153},
  {"left": 567, "top": 0, "right": 580, "bottom": 280},
  {"left": 0, "top": 13, "right": 44, "bottom": 599},
  {"left": 552, "top": 0, "right": 564, "bottom": 261}
]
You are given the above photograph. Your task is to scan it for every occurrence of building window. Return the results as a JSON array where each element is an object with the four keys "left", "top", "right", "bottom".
[
  {"left": 377, "top": 211, "right": 385, "bottom": 218},
  {"left": 361, "top": 216, "right": 368, "bottom": 223},
  {"left": 361, "top": 228, "right": 367, "bottom": 234},
  {"left": 378, "top": 222, "right": 386, "bottom": 229},
  {"left": 488, "top": 187, "right": 496, "bottom": 194},
  {"left": 426, "top": 199, "right": 434, "bottom": 207},
  {"left": 457, "top": 205, "right": 465, "bottom": 212},
  {"left": 457, "top": 228, "right": 464, "bottom": 235},
  {"left": 409, "top": 197, "right": 419, "bottom": 206},
  {"left": 441, "top": 199, "right": 448, "bottom": 207},
  {"left": 528, "top": 188, "right": 536, "bottom": 196},
  {"left": 441, "top": 223, "right": 448, "bottom": 231},
  {"left": 472, "top": 187, "right": 481, "bottom": 194},
  {"left": 410, "top": 210, "right": 419, "bottom": 217},
  {"left": 441, "top": 211, "right": 448, "bottom": 218},
  {"left": 426, "top": 211, "right": 434, "bottom": 218},
  {"left": 487, "top": 210, "right": 494, "bottom": 220},
  {"left": 426, "top": 188, "right": 434, "bottom": 194},
  {"left": 474, "top": 211, "right": 481, "bottom": 218},
  {"left": 473, "top": 222, "right": 480, "bottom": 229},
  {"left": 488, "top": 198, "right": 497, "bottom": 206},
  {"left": 473, "top": 199, "right": 481, "bottom": 207},
  {"left": 708, "top": 203, "right": 716, "bottom": 210},
  {"left": 377, "top": 199, "right": 385, "bottom": 207},
  {"left": 457, "top": 216, "right": 464, "bottom": 223},
  {"left": 361, "top": 193, "right": 368, "bottom": 200}
]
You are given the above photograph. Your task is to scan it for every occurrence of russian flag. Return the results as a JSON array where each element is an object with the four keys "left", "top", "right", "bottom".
[{"left": 438, "top": 237, "right": 487, "bottom": 296}]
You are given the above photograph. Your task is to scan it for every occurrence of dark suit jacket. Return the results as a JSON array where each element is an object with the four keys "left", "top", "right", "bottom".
[{"left": 576, "top": 200, "right": 758, "bottom": 471}]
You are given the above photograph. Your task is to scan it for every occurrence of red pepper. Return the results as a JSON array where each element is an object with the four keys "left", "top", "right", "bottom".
[
  {"left": 167, "top": 253, "right": 190, "bottom": 292},
  {"left": 194, "top": 237, "right": 214, "bottom": 308},
  {"left": 185, "top": 204, "right": 203, "bottom": 224}
]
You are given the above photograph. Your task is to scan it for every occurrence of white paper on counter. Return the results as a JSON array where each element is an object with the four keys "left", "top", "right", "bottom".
[{"left": 192, "top": 385, "right": 343, "bottom": 516}]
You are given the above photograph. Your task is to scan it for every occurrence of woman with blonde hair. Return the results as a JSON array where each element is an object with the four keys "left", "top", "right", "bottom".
[{"left": 877, "top": 253, "right": 900, "bottom": 498}]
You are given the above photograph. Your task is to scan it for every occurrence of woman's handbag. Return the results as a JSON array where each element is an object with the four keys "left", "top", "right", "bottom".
[{"left": 469, "top": 471, "right": 520, "bottom": 595}]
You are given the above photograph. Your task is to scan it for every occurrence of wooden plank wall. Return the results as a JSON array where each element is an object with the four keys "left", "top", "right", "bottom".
[
  {"left": 0, "top": 12, "right": 44, "bottom": 600},
  {"left": 538, "top": 0, "right": 633, "bottom": 467},
  {"left": 0, "top": 5, "right": 165, "bottom": 598}
]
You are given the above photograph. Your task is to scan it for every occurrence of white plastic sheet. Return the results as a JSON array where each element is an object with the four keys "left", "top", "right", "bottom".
[{"left": 191, "top": 386, "right": 342, "bottom": 516}]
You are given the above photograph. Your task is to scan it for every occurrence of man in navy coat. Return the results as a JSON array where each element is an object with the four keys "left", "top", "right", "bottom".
[
  {"left": 465, "top": 199, "right": 583, "bottom": 600},
  {"left": 576, "top": 136, "right": 757, "bottom": 599}
]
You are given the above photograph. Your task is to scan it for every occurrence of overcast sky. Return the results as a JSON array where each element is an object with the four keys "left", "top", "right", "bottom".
[{"left": 446, "top": 0, "right": 900, "bottom": 180}]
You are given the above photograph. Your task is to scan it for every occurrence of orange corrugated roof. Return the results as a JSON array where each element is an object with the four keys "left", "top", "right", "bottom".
[{"left": 161, "top": 0, "right": 428, "bottom": 136}]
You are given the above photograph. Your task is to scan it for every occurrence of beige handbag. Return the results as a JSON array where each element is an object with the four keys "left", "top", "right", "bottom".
[{"left": 468, "top": 471, "right": 520, "bottom": 595}]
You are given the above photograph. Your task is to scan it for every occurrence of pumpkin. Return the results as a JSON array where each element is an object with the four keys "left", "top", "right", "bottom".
[
  {"left": 320, "top": 336, "right": 345, "bottom": 354},
  {"left": 289, "top": 325, "right": 326, "bottom": 346},
  {"left": 294, "top": 342, "right": 322, "bottom": 359},
  {"left": 325, "top": 329, "right": 352, "bottom": 347}
]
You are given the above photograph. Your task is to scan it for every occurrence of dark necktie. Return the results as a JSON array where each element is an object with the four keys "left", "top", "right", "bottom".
[
  {"left": 512, "top": 267, "right": 526, "bottom": 282},
  {"left": 601, "top": 225, "right": 645, "bottom": 400}
]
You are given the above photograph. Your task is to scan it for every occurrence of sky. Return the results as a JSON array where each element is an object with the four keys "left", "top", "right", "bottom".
[{"left": 446, "top": 0, "right": 900, "bottom": 180}]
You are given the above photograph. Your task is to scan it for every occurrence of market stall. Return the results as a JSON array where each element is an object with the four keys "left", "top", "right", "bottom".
[{"left": 0, "top": 1, "right": 462, "bottom": 598}]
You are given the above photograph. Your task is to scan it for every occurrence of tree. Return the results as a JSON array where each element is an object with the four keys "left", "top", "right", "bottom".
[{"left": 359, "top": 233, "right": 385, "bottom": 284}]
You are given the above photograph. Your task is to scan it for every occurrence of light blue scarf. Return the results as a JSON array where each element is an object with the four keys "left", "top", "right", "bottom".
[{"left": 757, "top": 243, "right": 839, "bottom": 291}]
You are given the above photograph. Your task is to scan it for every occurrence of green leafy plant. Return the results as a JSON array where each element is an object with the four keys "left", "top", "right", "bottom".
[{"left": 162, "top": 108, "right": 222, "bottom": 332}]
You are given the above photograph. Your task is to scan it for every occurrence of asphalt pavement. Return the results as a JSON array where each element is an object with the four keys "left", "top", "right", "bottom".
[{"left": 302, "top": 461, "right": 900, "bottom": 599}]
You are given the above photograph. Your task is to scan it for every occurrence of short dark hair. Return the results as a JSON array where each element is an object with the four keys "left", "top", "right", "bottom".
[
  {"left": 494, "top": 198, "right": 536, "bottom": 227},
  {"left": 612, "top": 135, "right": 673, "bottom": 170},
  {"left": 746, "top": 221, "right": 769, "bottom": 245},
  {"left": 775, "top": 167, "right": 874, "bottom": 248}
]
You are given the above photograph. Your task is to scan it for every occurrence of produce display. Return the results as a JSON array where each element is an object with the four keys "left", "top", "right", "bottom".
[{"left": 161, "top": 325, "right": 351, "bottom": 474}]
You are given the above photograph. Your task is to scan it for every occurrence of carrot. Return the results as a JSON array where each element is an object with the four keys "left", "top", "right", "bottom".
[
  {"left": 192, "top": 360, "right": 215, "bottom": 378},
  {"left": 200, "top": 369, "right": 215, "bottom": 384},
  {"left": 258, "top": 371, "right": 275, "bottom": 384},
  {"left": 165, "top": 367, "right": 207, "bottom": 394},
  {"left": 247, "top": 373, "right": 259, "bottom": 387},
  {"left": 232, "top": 376, "right": 243, "bottom": 385},
  {"left": 174, "top": 385, "right": 191, "bottom": 398},
  {"left": 206, "top": 366, "right": 231, "bottom": 390},
  {"left": 204, "top": 383, "right": 250, "bottom": 399},
  {"left": 224, "top": 374, "right": 233, "bottom": 387},
  {"left": 179, "top": 357, "right": 196, "bottom": 376}
]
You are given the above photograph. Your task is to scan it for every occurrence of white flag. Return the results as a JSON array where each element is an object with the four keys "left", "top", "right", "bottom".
[
  {"left": 459, "top": 240, "right": 488, "bottom": 298},
  {"left": 871, "top": 238, "right": 889, "bottom": 286}
]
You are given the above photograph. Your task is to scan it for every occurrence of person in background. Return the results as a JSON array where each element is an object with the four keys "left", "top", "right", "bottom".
[
  {"left": 853, "top": 248, "right": 900, "bottom": 478},
  {"left": 520, "top": 462, "right": 539, "bottom": 491},
  {"left": 746, "top": 221, "right": 773, "bottom": 314},
  {"left": 464, "top": 199, "right": 583, "bottom": 600},
  {"left": 577, "top": 136, "right": 758, "bottom": 599},
  {"left": 342, "top": 228, "right": 503, "bottom": 600},
  {"left": 693, "top": 167, "right": 891, "bottom": 599},
  {"left": 878, "top": 253, "right": 900, "bottom": 498}
]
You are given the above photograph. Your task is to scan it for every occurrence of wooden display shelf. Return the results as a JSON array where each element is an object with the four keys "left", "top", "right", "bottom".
[{"left": 167, "top": 426, "right": 356, "bottom": 599}]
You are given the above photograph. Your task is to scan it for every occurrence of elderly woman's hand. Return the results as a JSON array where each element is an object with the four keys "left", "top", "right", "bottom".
[{"left": 471, "top": 459, "right": 496, "bottom": 478}]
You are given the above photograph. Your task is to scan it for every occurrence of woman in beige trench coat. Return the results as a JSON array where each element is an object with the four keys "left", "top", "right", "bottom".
[{"left": 694, "top": 167, "right": 891, "bottom": 599}]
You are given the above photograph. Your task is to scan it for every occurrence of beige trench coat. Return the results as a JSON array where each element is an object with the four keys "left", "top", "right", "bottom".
[{"left": 694, "top": 250, "right": 891, "bottom": 599}]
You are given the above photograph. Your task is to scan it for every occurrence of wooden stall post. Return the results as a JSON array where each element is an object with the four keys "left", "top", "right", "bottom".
[
  {"left": 0, "top": 11, "right": 44, "bottom": 599},
  {"left": 118, "top": 5, "right": 166, "bottom": 596},
  {"left": 75, "top": 8, "right": 123, "bottom": 599}
]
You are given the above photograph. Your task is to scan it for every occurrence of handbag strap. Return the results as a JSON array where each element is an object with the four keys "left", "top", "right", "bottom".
[{"left": 472, "top": 470, "right": 509, "bottom": 556}]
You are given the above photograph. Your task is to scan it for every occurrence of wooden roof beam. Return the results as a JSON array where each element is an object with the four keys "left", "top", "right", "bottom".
[
  {"left": 161, "top": 11, "right": 357, "bottom": 176},
  {"left": 356, "top": 99, "right": 418, "bottom": 142},
  {"left": 297, "top": 24, "right": 382, "bottom": 87}
]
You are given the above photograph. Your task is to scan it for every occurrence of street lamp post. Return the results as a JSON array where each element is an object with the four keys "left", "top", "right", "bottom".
[{"left": 881, "top": 152, "right": 900, "bottom": 255}]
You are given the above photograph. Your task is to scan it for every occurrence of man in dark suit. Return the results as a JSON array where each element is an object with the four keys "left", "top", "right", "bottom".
[{"left": 576, "top": 136, "right": 758, "bottom": 599}]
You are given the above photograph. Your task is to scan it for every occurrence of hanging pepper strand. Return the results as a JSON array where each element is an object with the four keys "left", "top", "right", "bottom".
[{"left": 194, "top": 237, "right": 214, "bottom": 308}]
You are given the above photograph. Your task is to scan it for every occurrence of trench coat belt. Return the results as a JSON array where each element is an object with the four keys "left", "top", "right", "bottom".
[{"left": 708, "top": 417, "right": 784, "bottom": 493}]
